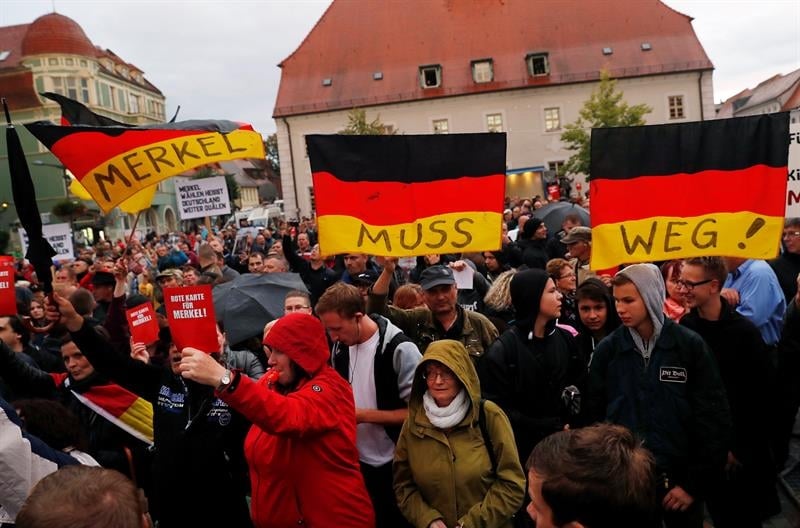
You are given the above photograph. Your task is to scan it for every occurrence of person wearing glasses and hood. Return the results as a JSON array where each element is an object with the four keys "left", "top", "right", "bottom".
[
  {"left": 180, "top": 313, "right": 374, "bottom": 528},
  {"left": 479, "top": 269, "right": 586, "bottom": 528},
  {"left": 586, "top": 264, "right": 731, "bottom": 528},
  {"left": 393, "top": 340, "right": 525, "bottom": 528}
]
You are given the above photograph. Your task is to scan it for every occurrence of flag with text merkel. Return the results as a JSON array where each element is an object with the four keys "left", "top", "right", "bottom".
[
  {"left": 307, "top": 133, "right": 506, "bottom": 256},
  {"left": 589, "top": 114, "right": 789, "bottom": 269},
  {"left": 25, "top": 95, "right": 264, "bottom": 213}
]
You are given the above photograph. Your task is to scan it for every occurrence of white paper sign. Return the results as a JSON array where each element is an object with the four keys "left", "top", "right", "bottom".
[
  {"left": 452, "top": 264, "right": 474, "bottom": 290},
  {"left": 19, "top": 223, "right": 74, "bottom": 263},
  {"left": 174, "top": 176, "right": 231, "bottom": 220},
  {"left": 786, "top": 123, "right": 800, "bottom": 217}
]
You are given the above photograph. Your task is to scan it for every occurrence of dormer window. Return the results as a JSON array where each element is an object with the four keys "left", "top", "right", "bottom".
[
  {"left": 471, "top": 59, "right": 493, "bottom": 83},
  {"left": 526, "top": 53, "right": 549, "bottom": 77},
  {"left": 602, "top": 47, "right": 613, "bottom": 55},
  {"left": 0, "top": 51, "right": 9, "bottom": 62},
  {"left": 419, "top": 65, "right": 442, "bottom": 89}
]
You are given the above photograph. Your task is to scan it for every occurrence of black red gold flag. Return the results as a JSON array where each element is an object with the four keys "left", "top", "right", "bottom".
[
  {"left": 307, "top": 133, "right": 506, "bottom": 256},
  {"left": 589, "top": 114, "right": 789, "bottom": 269},
  {"left": 25, "top": 95, "right": 264, "bottom": 213}
]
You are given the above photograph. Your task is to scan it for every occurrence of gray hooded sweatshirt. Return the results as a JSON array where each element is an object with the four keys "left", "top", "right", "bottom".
[{"left": 616, "top": 263, "right": 665, "bottom": 364}]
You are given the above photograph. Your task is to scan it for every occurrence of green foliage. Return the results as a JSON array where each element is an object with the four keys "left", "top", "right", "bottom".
[
  {"left": 339, "top": 108, "right": 396, "bottom": 135},
  {"left": 560, "top": 70, "right": 651, "bottom": 178},
  {"left": 51, "top": 198, "right": 87, "bottom": 219},
  {"left": 265, "top": 133, "right": 280, "bottom": 175}
]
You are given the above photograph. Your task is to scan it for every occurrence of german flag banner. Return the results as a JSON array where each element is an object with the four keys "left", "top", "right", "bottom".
[
  {"left": 307, "top": 134, "right": 506, "bottom": 256},
  {"left": 589, "top": 114, "right": 789, "bottom": 270},
  {"left": 57, "top": 374, "right": 154, "bottom": 445},
  {"left": 25, "top": 95, "right": 264, "bottom": 213}
]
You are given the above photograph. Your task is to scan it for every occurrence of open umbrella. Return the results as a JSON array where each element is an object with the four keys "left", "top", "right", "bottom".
[
  {"left": 213, "top": 273, "right": 309, "bottom": 345},
  {"left": 533, "top": 201, "right": 590, "bottom": 235}
]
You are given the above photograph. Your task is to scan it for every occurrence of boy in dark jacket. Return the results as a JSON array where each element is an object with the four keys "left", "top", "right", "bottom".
[{"left": 586, "top": 264, "right": 731, "bottom": 528}]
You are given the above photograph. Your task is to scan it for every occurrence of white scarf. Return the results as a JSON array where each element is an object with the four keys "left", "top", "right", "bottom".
[{"left": 423, "top": 388, "right": 470, "bottom": 429}]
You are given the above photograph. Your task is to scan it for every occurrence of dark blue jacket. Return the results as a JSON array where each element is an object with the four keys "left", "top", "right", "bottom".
[{"left": 586, "top": 319, "right": 731, "bottom": 498}]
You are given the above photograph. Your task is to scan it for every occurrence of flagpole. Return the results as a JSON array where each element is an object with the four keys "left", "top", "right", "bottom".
[{"left": 126, "top": 210, "right": 142, "bottom": 249}]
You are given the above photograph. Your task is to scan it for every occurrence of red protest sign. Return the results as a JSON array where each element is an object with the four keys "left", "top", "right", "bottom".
[
  {"left": 125, "top": 302, "right": 159, "bottom": 345},
  {"left": 0, "top": 256, "right": 16, "bottom": 316},
  {"left": 163, "top": 285, "right": 218, "bottom": 353}
]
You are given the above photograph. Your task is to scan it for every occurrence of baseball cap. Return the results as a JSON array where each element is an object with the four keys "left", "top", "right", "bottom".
[
  {"left": 561, "top": 226, "right": 592, "bottom": 245},
  {"left": 419, "top": 265, "right": 455, "bottom": 291}
]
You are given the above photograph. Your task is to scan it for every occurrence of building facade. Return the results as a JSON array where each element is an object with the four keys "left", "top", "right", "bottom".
[
  {"left": 0, "top": 12, "right": 175, "bottom": 245},
  {"left": 715, "top": 68, "right": 800, "bottom": 122},
  {"left": 273, "top": 0, "right": 716, "bottom": 219}
]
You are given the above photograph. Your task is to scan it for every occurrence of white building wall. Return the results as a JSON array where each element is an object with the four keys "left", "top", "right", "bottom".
[{"left": 277, "top": 70, "right": 713, "bottom": 218}]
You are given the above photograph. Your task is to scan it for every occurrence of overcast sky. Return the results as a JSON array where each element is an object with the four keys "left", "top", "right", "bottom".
[{"left": 2, "top": 0, "right": 798, "bottom": 136}]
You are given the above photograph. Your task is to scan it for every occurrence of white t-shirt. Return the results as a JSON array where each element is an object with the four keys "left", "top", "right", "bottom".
[{"left": 349, "top": 330, "right": 396, "bottom": 466}]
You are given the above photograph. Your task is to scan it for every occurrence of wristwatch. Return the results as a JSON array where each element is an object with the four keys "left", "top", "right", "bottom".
[{"left": 216, "top": 369, "right": 233, "bottom": 392}]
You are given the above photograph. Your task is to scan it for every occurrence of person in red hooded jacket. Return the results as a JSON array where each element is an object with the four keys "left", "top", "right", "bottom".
[{"left": 179, "top": 312, "right": 375, "bottom": 528}]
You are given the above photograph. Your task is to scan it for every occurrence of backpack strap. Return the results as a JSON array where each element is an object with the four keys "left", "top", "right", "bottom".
[{"left": 479, "top": 398, "right": 498, "bottom": 474}]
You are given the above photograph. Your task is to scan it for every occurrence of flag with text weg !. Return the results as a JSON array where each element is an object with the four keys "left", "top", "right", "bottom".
[
  {"left": 25, "top": 94, "right": 264, "bottom": 213},
  {"left": 164, "top": 285, "right": 218, "bottom": 354},
  {"left": 307, "top": 133, "right": 506, "bottom": 256},
  {"left": 589, "top": 113, "right": 789, "bottom": 270}
]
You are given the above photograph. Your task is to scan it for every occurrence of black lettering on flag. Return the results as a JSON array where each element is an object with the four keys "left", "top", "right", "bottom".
[
  {"left": 620, "top": 223, "right": 657, "bottom": 256},
  {"left": 358, "top": 224, "right": 392, "bottom": 251},
  {"left": 94, "top": 164, "right": 132, "bottom": 202},
  {"left": 426, "top": 220, "right": 448, "bottom": 249},
  {"left": 143, "top": 146, "right": 175, "bottom": 173},
  {"left": 172, "top": 141, "right": 201, "bottom": 165},
  {"left": 691, "top": 219, "right": 718, "bottom": 249},
  {"left": 451, "top": 218, "right": 474, "bottom": 249},
  {"left": 222, "top": 133, "right": 247, "bottom": 154},
  {"left": 399, "top": 223, "right": 423, "bottom": 250},
  {"left": 122, "top": 152, "right": 151, "bottom": 182},
  {"left": 664, "top": 221, "right": 688, "bottom": 252},
  {"left": 197, "top": 136, "right": 221, "bottom": 157}
]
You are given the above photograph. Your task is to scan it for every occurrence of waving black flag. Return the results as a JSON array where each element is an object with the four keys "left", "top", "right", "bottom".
[{"left": 2, "top": 99, "right": 56, "bottom": 293}]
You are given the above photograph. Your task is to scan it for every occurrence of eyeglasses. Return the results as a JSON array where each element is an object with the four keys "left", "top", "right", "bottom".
[
  {"left": 422, "top": 369, "right": 454, "bottom": 382},
  {"left": 556, "top": 272, "right": 576, "bottom": 280},
  {"left": 285, "top": 304, "right": 310, "bottom": 312},
  {"left": 676, "top": 278, "right": 713, "bottom": 291},
  {"left": 783, "top": 231, "right": 800, "bottom": 239}
]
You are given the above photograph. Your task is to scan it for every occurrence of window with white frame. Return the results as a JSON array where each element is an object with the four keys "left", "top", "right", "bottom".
[
  {"left": 547, "top": 160, "right": 565, "bottom": 174},
  {"left": 486, "top": 113, "right": 503, "bottom": 133},
  {"left": 432, "top": 119, "right": 449, "bottom": 134},
  {"left": 419, "top": 65, "right": 442, "bottom": 88},
  {"left": 472, "top": 60, "right": 493, "bottom": 83},
  {"left": 129, "top": 93, "right": 140, "bottom": 114},
  {"left": 544, "top": 107, "right": 561, "bottom": 132},
  {"left": 80, "top": 78, "right": 89, "bottom": 103},
  {"left": 668, "top": 95, "right": 685, "bottom": 120},
  {"left": 527, "top": 53, "right": 549, "bottom": 76}
]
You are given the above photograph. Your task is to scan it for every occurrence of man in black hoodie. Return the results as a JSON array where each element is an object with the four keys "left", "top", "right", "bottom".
[
  {"left": 479, "top": 269, "right": 585, "bottom": 526},
  {"left": 679, "top": 257, "right": 779, "bottom": 526},
  {"left": 513, "top": 218, "right": 549, "bottom": 270}
]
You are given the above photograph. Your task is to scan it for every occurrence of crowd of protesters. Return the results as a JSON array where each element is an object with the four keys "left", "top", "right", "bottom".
[{"left": 2, "top": 196, "right": 800, "bottom": 528}]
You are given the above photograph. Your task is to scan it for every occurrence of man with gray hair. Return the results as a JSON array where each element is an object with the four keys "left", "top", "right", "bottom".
[{"left": 586, "top": 263, "right": 731, "bottom": 528}]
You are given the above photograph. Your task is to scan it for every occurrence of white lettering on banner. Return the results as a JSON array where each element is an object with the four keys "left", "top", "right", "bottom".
[
  {"left": 18, "top": 223, "right": 74, "bottom": 263},
  {"left": 786, "top": 123, "right": 800, "bottom": 216},
  {"left": 174, "top": 176, "right": 232, "bottom": 220}
]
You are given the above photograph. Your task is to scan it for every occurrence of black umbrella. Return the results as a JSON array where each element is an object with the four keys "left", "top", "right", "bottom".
[
  {"left": 3, "top": 99, "right": 56, "bottom": 294},
  {"left": 532, "top": 201, "right": 590, "bottom": 235},
  {"left": 213, "top": 272, "right": 309, "bottom": 345}
]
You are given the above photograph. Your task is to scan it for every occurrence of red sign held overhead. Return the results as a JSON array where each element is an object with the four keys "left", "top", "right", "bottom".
[
  {"left": 0, "top": 256, "right": 16, "bottom": 316},
  {"left": 164, "top": 285, "right": 218, "bottom": 354},
  {"left": 125, "top": 302, "right": 159, "bottom": 345}
]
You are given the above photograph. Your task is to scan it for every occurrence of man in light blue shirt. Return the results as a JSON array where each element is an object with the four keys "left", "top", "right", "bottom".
[{"left": 722, "top": 258, "right": 785, "bottom": 347}]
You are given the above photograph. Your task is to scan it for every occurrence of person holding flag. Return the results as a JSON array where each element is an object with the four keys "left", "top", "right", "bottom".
[{"left": 45, "top": 293, "right": 253, "bottom": 528}]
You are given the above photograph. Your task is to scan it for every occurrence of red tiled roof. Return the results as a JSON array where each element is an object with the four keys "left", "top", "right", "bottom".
[
  {"left": 0, "top": 70, "right": 43, "bottom": 111},
  {"left": 0, "top": 23, "right": 30, "bottom": 67},
  {"left": 274, "top": 0, "right": 713, "bottom": 118},
  {"left": 21, "top": 13, "right": 96, "bottom": 57}
]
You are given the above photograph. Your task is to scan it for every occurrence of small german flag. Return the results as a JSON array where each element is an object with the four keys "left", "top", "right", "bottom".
[
  {"left": 590, "top": 114, "right": 789, "bottom": 270},
  {"left": 307, "top": 134, "right": 506, "bottom": 256},
  {"left": 25, "top": 94, "right": 264, "bottom": 213}
]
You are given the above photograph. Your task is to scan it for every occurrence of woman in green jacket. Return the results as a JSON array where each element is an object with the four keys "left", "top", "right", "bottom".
[{"left": 393, "top": 340, "right": 525, "bottom": 528}]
